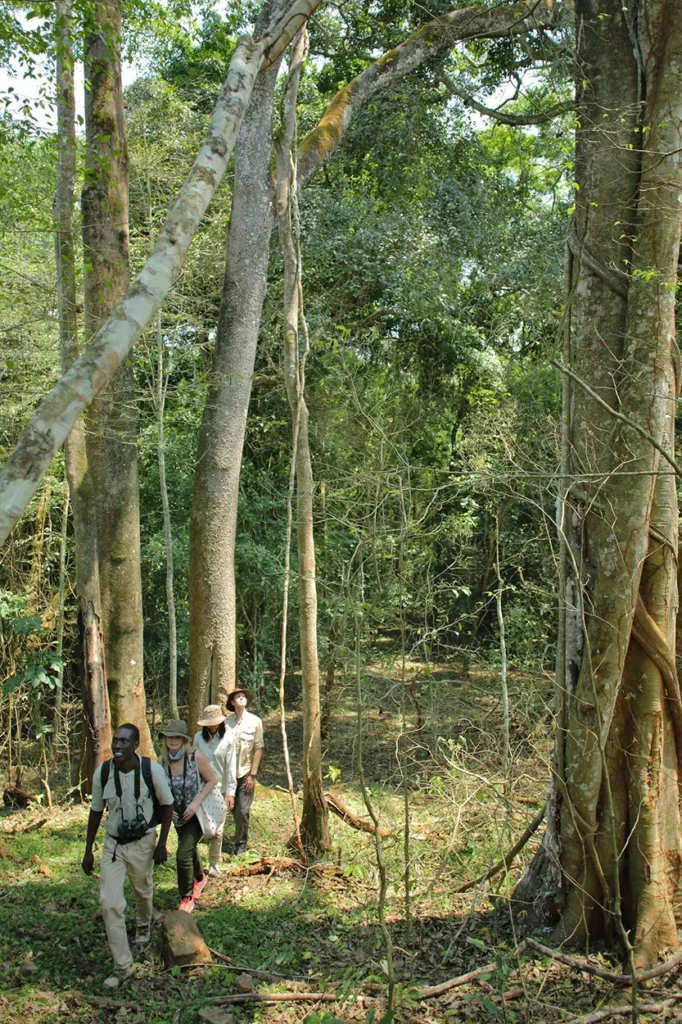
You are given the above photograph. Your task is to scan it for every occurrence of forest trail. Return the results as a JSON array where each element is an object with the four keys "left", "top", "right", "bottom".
[{"left": 4, "top": 663, "right": 678, "bottom": 1023}]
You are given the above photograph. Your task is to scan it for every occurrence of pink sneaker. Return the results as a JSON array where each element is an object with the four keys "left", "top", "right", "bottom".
[
  {"left": 178, "top": 896, "right": 195, "bottom": 913},
  {"left": 192, "top": 874, "right": 208, "bottom": 900}
]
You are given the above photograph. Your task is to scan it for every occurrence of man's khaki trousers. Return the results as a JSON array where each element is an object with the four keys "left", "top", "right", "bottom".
[{"left": 100, "top": 830, "right": 156, "bottom": 970}]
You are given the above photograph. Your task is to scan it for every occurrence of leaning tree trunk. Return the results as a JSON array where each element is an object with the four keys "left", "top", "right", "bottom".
[
  {"left": 188, "top": 48, "right": 283, "bottom": 730},
  {"left": 81, "top": 0, "right": 152, "bottom": 753},
  {"left": 54, "top": 2, "right": 111, "bottom": 779},
  {"left": 276, "top": 31, "right": 330, "bottom": 854},
  {"left": 518, "top": 0, "right": 682, "bottom": 966}
]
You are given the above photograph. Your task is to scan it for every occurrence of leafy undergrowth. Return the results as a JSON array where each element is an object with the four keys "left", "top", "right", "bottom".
[{"left": 1, "top": 663, "right": 680, "bottom": 1022}]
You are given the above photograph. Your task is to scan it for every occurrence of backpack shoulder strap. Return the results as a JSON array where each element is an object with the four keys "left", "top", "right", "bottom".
[
  {"left": 141, "top": 757, "right": 161, "bottom": 824},
  {"left": 100, "top": 758, "right": 111, "bottom": 790},
  {"left": 140, "top": 756, "right": 154, "bottom": 796}
]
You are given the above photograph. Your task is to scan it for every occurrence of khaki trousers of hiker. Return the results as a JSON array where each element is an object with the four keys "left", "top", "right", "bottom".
[
  {"left": 100, "top": 830, "right": 156, "bottom": 970},
  {"left": 207, "top": 810, "right": 226, "bottom": 865}
]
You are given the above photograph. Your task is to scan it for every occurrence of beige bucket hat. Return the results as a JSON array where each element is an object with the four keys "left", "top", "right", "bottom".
[
  {"left": 197, "top": 704, "right": 226, "bottom": 728},
  {"left": 158, "top": 718, "right": 192, "bottom": 742}
]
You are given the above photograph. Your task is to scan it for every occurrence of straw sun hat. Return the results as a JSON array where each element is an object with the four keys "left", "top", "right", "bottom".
[{"left": 196, "top": 704, "right": 226, "bottom": 728}]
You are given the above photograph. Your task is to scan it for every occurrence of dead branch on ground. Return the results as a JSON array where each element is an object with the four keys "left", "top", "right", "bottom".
[
  {"left": 224, "top": 855, "right": 343, "bottom": 878},
  {"left": 417, "top": 961, "right": 501, "bottom": 999},
  {"left": 526, "top": 937, "right": 682, "bottom": 986},
  {"left": 563, "top": 993, "right": 682, "bottom": 1024},
  {"left": 205, "top": 991, "right": 374, "bottom": 1007},
  {"left": 454, "top": 808, "right": 545, "bottom": 893},
  {"left": 325, "top": 791, "right": 392, "bottom": 837}
]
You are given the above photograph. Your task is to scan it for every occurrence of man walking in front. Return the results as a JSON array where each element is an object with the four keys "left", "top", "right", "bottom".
[{"left": 82, "top": 723, "right": 174, "bottom": 988}]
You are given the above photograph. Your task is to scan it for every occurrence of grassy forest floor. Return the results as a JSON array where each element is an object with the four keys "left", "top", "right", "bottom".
[{"left": 1, "top": 660, "right": 681, "bottom": 1023}]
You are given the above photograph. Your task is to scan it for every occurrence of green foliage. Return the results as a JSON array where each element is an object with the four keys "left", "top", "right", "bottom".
[{"left": 0, "top": 1, "right": 573, "bottom": 723}]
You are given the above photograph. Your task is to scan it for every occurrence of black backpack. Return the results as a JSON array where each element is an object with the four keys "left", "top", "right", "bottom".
[{"left": 100, "top": 756, "right": 161, "bottom": 828}]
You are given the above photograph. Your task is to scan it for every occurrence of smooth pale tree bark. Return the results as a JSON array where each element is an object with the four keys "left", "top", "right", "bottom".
[
  {"left": 81, "top": 0, "right": 152, "bottom": 753},
  {"left": 518, "top": 0, "right": 682, "bottom": 966},
  {"left": 276, "top": 31, "right": 330, "bottom": 853},
  {"left": 156, "top": 318, "right": 178, "bottom": 718},
  {"left": 0, "top": 0, "right": 323, "bottom": 545},
  {"left": 188, "top": 45, "right": 283, "bottom": 728},
  {"left": 53, "top": 2, "right": 111, "bottom": 777}
]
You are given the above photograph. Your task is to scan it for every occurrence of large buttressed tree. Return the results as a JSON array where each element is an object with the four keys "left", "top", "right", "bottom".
[{"left": 519, "top": 0, "right": 682, "bottom": 965}]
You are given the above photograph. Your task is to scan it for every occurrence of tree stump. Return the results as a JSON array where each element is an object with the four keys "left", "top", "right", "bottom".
[{"left": 161, "top": 911, "right": 211, "bottom": 967}]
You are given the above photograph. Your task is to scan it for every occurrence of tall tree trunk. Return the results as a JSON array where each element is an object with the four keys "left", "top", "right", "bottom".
[
  {"left": 81, "top": 0, "right": 152, "bottom": 752},
  {"left": 188, "top": 46, "right": 283, "bottom": 730},
  {"left": 156, "top": 317, "right": 178, "bottom": 718},
  {"left": 54, "top": 1, "right": 111, "bottom": 777},
  {"left": 276, "top": 31, "right": 330, "bottom": 854},
  {"left": 519, "top": 0, "right": 682, "bottom": 966}
]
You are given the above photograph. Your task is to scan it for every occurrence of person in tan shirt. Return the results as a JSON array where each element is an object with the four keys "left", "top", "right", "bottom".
[
  {"left": 224, "top": 688, "right": 264, "bottom": 854},
  {"left": 82, "top": 723, "right": 174, "bottom": 989}
]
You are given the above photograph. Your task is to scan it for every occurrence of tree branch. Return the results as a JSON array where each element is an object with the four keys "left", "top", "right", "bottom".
[
  {"left": 438, "top": 70, "right": 571, "bottom": 125},
  {"left": 297, "top": 0, "right": 565, "bottom": 185}
]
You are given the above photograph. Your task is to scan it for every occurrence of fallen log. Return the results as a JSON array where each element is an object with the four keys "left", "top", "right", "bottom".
[
  {"left": 162, "top": 910, "right": 211, "bottom": 968},
  {"left": 454, "top": 807, "right": 546, "bottom": 893},
  {"left": 324, "top": 792, "right": 391, "bottom": 838},
  {"left": 526, "top": 937, "right": 682, "bottom": 986}
]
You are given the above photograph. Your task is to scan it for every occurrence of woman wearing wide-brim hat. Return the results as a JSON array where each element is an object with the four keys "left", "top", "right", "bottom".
[
  {"left": 224, "top": 689, "right": 263, "bottom": 855},
  {"left": 193, "top": 705, "right": 236, "bottom": 876},
  {"left": 159, "top": 719, "right": 217, "bottom": 912}
]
